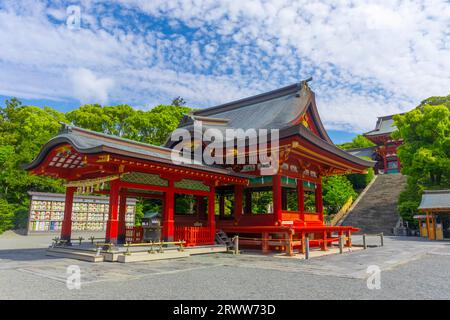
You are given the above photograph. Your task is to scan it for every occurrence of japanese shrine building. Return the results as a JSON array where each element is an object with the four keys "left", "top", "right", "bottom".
[
  {"left": 25, "top": 80, "right": 374, "bottom": 253},
  {"left": 348, "top": 114, "right": 404, "bottom": 174}
]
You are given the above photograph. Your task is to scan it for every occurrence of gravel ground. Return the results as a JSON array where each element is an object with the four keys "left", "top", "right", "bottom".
[{"left": 0, "top": 233, "right": 449, "bottom": 300}]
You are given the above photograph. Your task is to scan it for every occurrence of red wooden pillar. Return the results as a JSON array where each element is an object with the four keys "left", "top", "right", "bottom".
[
  {"left": 273, "top": 174, "right": 282, "bottom": 225},
  {"left": 281, "top": 187, "right": 288, "bottom": 211},
  {"left": 61, "top": 186, "right": 76, "bottom": 243},
  {"left": 245, "top": 189, "right": 252, "bottom": 214},
  {"left": 162, "top": 180, "right": 175, "bottom": 242},
  {"left": 297, "top": 179, "right": 304, "bottom": 216},
  {"left": 208, "top": 185, "right": 216, "bottom": 242},
  {"left": 195, "top": 196, "right": 202, "bottom": 219},
  {"left": 234, "top": 185, "right": 243, "bottom": 221},
  {"left": 315, "top": 182, "right": 323, "bottom": 222},
  {"left": 219, "top": 194, "right": 225, "bottom": 219},
  {"left": 106, "top": 179, "right": 120, "bottom": 244},
  {"left": 117, "top": 194, "right": 127, "bottom": 244}
]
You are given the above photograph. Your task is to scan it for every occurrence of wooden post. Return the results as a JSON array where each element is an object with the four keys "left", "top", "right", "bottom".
[
  {"left": 346, "top": 230, "right": 352, "bottom": 248},
  {"left": 363, "top": 234, "right": 367, "bottom": 249},
  {"left": 162, "top": 180, "right": 175, "bottom": 242},
  {"left": 305, "top": 235, "right": 310, "bottom": 260},
  {"left": 425, "top": 211, "right": 431, "bottom": 240},
  {"left": 272, "top": 175, "right": 282, "bottom": 225},
  {"left": 234, "top": 235, "right": 239, "bottom": 255},
  {"left": 262, "top": 232, "right": 269, "bottom": 254},
  {"left": 281, "top": 187, "right": 288, "bottom": 211},
  {"left": 300, "top": 232, "right": 306, "bottom": 254},
  {"left": 315, "top": 182, "right": 324, "bottom": 222},
  {"left": 105, "top": 179, "right": 120, "bottom": 244},
  {"left": 234, "top": 185, "right": 243, "bottom": 221},
  {"left": 245, "top": 189, "right": 252, "bottom": 215},
  {"left": 339, "top": 234, "right": 344, "bottom": 254},
  {"left": 432, "top": 215, "right": 437, "bottom": 240},
  {"left": 297, "top": 179, "right": 304, "bottom": 217},
  {"left": 380, "top": 232, "right": 384, "bottom": 247},
  {"left": 208, "top": 185, "right": 216, "bottom": 243},
  {"left": 61, "top": 187, "right": 76, "bottom": 244},
  {"left": 117, "top": 194, "right": 127, "bottom": 244},
  {"left": 321, "top": 231, "right": 328, "bottom": 251},
  {"left": 286, "top": 232, "right": 294, "bottom": 256},
  {"left": 219, "top": 194, "right": 225, "bottom": 219}
]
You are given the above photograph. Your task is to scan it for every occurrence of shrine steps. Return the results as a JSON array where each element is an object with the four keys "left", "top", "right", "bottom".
[{"left": 341, "top": 173, "right": 407, "bottom": 235}]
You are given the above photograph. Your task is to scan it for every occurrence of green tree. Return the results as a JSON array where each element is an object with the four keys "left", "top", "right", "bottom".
[
  {"left": 0, "top": 98, "right": 191, "bottom": 233},
  {"left": 0, "top": 199, "right": 15, "bottom": 233},
  {"left": 0, "top": 99, "right": 67, "bottom": 232},
  {"left": 322, "top": 175, "right": 357, "bottom": 214},
  {"left": 338, "top": 134, "right": 375, "bottom": 150},
  {"left": 66, "top": 104, "right": 191, "bottom": 146},
  {"left": 393, "top": 95, "right": 450, "bottom": 223}
]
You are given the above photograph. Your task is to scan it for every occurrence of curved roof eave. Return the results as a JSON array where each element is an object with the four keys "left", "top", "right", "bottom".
[
  {"left": 280, "top": 125, "right": 376, "bottom": 168},
  {"left": 23, "top": 134, "right": 251, "bottom": 179}
]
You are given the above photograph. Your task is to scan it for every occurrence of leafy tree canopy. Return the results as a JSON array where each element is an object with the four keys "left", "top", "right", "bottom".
[
  {"left": 66, "top": 104, "right": 190, "bottom": 146},
  {"left": 393, "top": 95, "right": 450, "bottom": 223},
  {"left": 337, "top": 134, "right": 375, "bottom": 150},
  {"left": 0, "top": 98, "right": 191, "bottom": 233}
]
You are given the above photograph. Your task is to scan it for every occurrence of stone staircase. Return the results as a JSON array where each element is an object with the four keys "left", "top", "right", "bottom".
[{"left": 341, "top": 174, "right": 407, "bottom": 235}]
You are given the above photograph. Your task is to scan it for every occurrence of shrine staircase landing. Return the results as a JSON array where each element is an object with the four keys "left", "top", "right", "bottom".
[{"left": 340, "top": 173, "right": 407, "bottom": 235}]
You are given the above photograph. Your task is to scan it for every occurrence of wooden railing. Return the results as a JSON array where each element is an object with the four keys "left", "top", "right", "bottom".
[
  {"left": 280, "top": 211, "right": 322, "bottom": 223},
  {"left": 174, "top": 226, "right": 215, "bottom": 246}
]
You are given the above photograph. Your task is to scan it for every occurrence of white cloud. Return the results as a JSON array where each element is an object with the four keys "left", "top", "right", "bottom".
[
  {"left": 0, "top": 0, "right": 449, "bottom": 133},
  {"left": 69, "top": 68, "right": 114, "bottom": 104}
]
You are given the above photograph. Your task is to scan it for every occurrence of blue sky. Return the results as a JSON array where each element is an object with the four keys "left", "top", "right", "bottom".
[{"left": 0, "top": 1, "right": 449, "bottom": 144}]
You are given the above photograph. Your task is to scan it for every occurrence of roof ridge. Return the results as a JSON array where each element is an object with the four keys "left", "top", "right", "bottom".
[
  {"left": 58, "top": 122, "right": 173, "bottom": 153},
  {"left": 193, "top": 81, "right": 304, "bottom": 116}
]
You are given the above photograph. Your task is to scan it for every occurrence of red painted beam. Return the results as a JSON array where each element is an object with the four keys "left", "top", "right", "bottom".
[{"left": 61, "top": 187, "right": 75, "bottom": 242}]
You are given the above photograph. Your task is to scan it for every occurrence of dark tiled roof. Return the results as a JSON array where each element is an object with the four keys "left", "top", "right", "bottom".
[
  {"left": 364, "top": 113, "right": 404, "bottom": 136},
  {"left": 346, "top": 146, "right": 377, "bottom": 159},
  {"left": 175, "top": 81, "right": 332, "bottom": 143},
  {"left": 24, "top": 124, "right": 250, "bottom": 178},
  {"left": 169, "top": 80, "right": 374, "bottom": 169},
  {"left": 418, "top": 190, "right": 450, "bottom": 210}
]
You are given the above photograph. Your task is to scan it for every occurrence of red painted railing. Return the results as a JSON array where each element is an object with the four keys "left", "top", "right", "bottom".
[{"left": 174, "top": 226, "right": 215, "bottom": 246}]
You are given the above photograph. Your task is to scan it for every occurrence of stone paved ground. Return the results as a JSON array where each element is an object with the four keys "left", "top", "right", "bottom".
[{"left": 1, "top": 232, "right": 450, "bottom": 299}]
